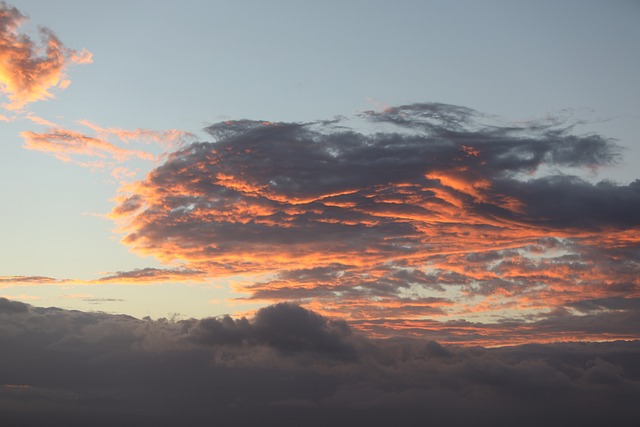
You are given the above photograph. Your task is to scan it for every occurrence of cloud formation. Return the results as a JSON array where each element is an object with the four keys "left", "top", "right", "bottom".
[
  {"left": 21, "top": 119, "right": 195, "bottom": 170},
  {"left": 0, "top": 1, "right": 91, "bottom": 111},
  {"left": 1, "top": 299, "right": 638, "bottom": 426},
  {"left": 93, "top": 267, "right": 207, "bottom": 284},
  {"left": 107, "top": 103, "right": 640, "bottom": 340},
  {"left": 21, "top": 128, "right": 154, "bottom": 165},
  {"left": 0, "top": 268, "right": 206, "bottom": 287},
  {"left": 0, "top": 275, "right": 69, "bottom": 287}
]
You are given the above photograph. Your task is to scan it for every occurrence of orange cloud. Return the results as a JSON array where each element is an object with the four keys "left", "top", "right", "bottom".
[
  {"left": 24, "top": 113, "right": 58, "bottom": 127},
  {"left": 18, "top": 119, "right": 196, "bottom": 174},
  {"left": 0, "top": 275, "right": 70, "bottom": 288},
  {"left": 92, "top": 267, "right": 207, "bottom": 284},
  {"left": 78, "top": 119, "right": 195, "bottom": 150},
  {"left": 0, "top": 3, "right": 92, "bottom": 111},
  {"left": 105, "top": 105, "right": 640, "bottom": 337},
  {"left": 21, "top": 128, "right": 154, "bottom": 165},
  {"left": 10, "top": 104, "right": 636, "bottom": 344},
  {"left": 0, "top": 268, "right": 208, "bottom": 288}
]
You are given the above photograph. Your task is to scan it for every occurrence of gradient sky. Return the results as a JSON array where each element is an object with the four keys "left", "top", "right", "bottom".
[
  {"left": 1, "top": 0, "right": 640, "bottom": 346},
  {"left": 2, "top": 2, "right": 640, "bottom": 425}
]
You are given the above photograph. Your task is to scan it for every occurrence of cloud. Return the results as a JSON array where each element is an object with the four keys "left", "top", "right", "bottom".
[
  {"left": 20, "top": 119, "right": 195, "bottom": 171},
  {"left": 351, "top": 296, "right": 640, "bottom": 346},
  {"left": 0, "top": 299, "right": 638, "bottom": 426},
  {"left": 77, "top": 119, "right": 195, "bottom": 150},
  {"left": 187, "top": 302, "right": 356, "bottom": 359},
  {"left": 107, "top": 103, "right": 640, "bottom": 335},
  {"left": 0, "top": 1, "right": 91, "bottom": 111},
  {"left": 24, "top": 112, "right": 58, "bottom": 127},
  {"left": 21, "top": 128, "right": 155, "bottom": 165},
  {"left": 92, "top": 267, "right": 207, "bottom": 284},
  {"left": 0, "top": 275, "right": 69, "bottom": 288},
  {"left": 0, "top": 296, "right": 28, "bottom": 312},
  {"left": 0, "top": 268, "right": 206, "bottom": 288}
]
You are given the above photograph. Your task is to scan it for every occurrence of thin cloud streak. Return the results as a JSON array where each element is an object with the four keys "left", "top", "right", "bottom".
[
  {"left": 20, "top": 120, "right": 195, "bottom": 172},
  {"left": 77, "top": 119, "right": 195, "bottom": 150},
  {"left": 0, "top": 268, "right": 207, "bottom": 287},
  {"left": 21, "top": 128, "right": 154, "bottom": 165}
]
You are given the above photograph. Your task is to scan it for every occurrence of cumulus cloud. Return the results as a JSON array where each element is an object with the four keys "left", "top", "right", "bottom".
[
  {"left": 107, "top": 103, "right": 640, "bottom": 336},
  {"left": 0, "top": 1, "right": 91, "bottom": 111},
  {"left": 0, "top": 299, "right": 638, "bottom": 426}
]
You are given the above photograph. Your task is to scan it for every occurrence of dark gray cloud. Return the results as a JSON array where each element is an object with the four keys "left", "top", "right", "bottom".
[
  {"left": 1, "top": 298, "right": 638, "bottom": 426},
  {"left": 187, "top": 302, "right": 356, "bottom": 359},
  {"left": 492, "top": 176, "right": 640, "bottom": 229},
  {"left": 107, "top": 102, "right": 640, "bottom": 330},
  {"left": 113, "top": 103, "right": 630, "bottom": 267},
  {"left": 0, "top": 297, "right": 28, "bottom": 313}
]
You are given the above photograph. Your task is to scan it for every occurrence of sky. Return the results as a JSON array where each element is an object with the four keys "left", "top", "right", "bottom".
[{"left": 1, "top": 1, "right": 640, "bottom": 423}]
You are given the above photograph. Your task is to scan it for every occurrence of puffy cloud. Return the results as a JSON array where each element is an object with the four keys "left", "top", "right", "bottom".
[
  {"left": 108, "top": 103, "right": 640, "bottom": 334},
  {"left": 0, "top": 299, "right": 638, "bottom": 426},
  {"left": 0, "top": 296, "right": 28, "bottom": 312},
  {"left": 187, "top": 302, "right": 356, "bottom": 359},
  {"left": 0, "top": 1, "right": 91, "bottom": 111}
]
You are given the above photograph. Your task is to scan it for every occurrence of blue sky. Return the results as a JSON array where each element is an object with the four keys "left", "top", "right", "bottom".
[
  {"left": 3, "top": 3, "right": 640, "bottom": 423},
  {"left": 1, "top": 0, "right": 639, "bottom": 323}
]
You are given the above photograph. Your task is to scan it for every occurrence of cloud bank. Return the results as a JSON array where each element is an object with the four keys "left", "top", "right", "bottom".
[
  {"left": 1, "top": 299, "right": 638, "bottom": 426},
  {"left": 106, "top": 103, "right": 640, "bottom": 342},
  {"left": 0, "top": 1, "right": 91, "bottom": 111}
]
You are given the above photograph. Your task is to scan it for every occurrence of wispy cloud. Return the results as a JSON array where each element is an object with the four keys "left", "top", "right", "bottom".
[
  {"left": 0, "top": 267, "right": 207, "bottom": 287},
  {"left": 24, "top": 113, "right": 58, "bottom": 127},
  {"left": 93, "top": 267, "right": 207, "bottom": 284},
  {"left": 0, "top": 275, "right": 69, "bottom": 287},
  {"left": 21, "top": 128, "right": 155, "bottom": 165},
  {"left": 20, "top": 119, "right": 194, "bottom": 172},
  {"left": 77, "top": 119, "right": 195, "bottom": 150},
  {"left": 0, "top": 1, "right": 91, "bottom": 111}
]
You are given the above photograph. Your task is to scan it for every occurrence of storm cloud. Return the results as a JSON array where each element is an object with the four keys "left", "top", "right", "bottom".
[{"left": 1, "top": 299, "right": 638, "bottom": 426}]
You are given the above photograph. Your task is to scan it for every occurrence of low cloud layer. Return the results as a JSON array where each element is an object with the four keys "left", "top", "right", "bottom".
[
  {"left": 0, "top": 1, "right": 91, "bottom": 111},
  {"left": 1, "top": 299, "right": 638, "bottom": 426},
  {"left": 106, "top": 103, "right": 640, "bottom": 340}
]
